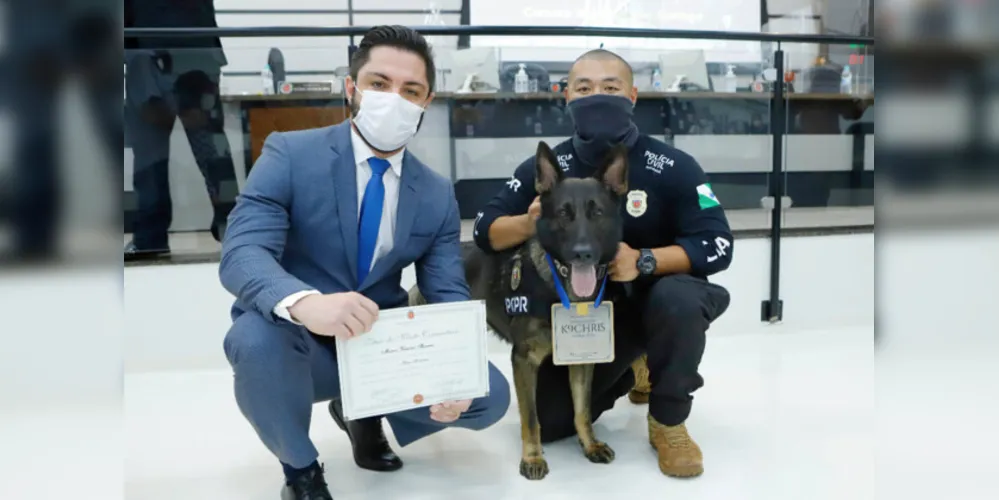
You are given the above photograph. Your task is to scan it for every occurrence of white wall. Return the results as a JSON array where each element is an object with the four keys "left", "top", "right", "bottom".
[
  {"left": 470, "top": 0, "right": 763, "bottom": 63},
  {"left": 123, "top": 233, "right": 874, "bottom": 374}
]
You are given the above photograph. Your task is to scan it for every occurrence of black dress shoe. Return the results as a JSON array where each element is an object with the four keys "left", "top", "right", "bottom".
[
  {"left": 329, "top": 399, "right": 403, "bottom": 472},
  {"left": 124, "top": 241, "right": 171, "bottom": 261},
  {"left": 280, "top": 464, "right": 333, "bottom": 500}
]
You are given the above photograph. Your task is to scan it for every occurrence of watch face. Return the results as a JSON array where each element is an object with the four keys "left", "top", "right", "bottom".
[{"left": 638, "top": 253, "right": 656, "bottom": 274}]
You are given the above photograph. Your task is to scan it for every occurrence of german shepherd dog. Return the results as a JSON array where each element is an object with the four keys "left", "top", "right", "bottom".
[{"left": 410, "top": 141, "right": 629, "bottom": 480}]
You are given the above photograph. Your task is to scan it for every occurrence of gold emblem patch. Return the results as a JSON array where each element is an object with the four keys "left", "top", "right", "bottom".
[
  {"left": 626, "top": 190, "right": 648, "bottom": 217},
  {"left": 511, "top": 257, "right": 522, "bottom": 291}
]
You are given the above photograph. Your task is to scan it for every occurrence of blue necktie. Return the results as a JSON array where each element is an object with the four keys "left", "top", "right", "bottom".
[{"left": 357, "top": 157, "right": 391, "bottom": 285}]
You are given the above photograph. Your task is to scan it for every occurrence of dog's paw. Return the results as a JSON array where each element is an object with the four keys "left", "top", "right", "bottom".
[
  {"left": 628, "top": 389, "right": 650, "bottom": 405},
  {"left": 519, "top": 457, "right": 550, "bottom": 480},
  {"left": 583, "top": 441, "right": 616, "bottom": 464}
]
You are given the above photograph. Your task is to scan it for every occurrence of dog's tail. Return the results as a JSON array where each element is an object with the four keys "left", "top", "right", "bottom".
[{"left": 407, "top": 286, "right": 428, "bottom": 307}]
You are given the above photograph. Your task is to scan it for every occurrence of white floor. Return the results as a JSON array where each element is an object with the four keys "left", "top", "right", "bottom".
[{"left": 119, "top": 325, "right": 873, "bottom": 500}]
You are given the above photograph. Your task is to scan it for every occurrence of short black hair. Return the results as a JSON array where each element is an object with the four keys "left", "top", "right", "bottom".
[
  {"left": 349, "top": 25, "right": 436, "bottom": 92},
  {"left": 571, "top": 49, "right": 634, "bottom": 85}
]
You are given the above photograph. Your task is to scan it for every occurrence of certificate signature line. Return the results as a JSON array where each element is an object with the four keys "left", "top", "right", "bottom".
[
  {"left": 353, "top": 346, "right": 473, "bottom": 361},
  {"left": 350, "top": 362, "right": 476, "bottom": 379}
]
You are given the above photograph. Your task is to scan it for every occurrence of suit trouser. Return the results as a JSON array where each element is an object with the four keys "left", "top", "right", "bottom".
[
  {"left": 536, "top": 274, "right": 730, "bottom": 442},
  {"left": 224, "top": 310, "right": 512, "bottom": 469}
]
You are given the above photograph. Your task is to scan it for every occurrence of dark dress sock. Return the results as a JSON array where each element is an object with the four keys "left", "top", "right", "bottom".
[{"left": 281, "top": 460, "right": 320, "bottom": 484}]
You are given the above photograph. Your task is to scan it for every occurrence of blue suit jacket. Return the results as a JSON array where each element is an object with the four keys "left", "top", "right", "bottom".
[{"left": 219, "top": 121, "right": 470, "bottom": 323}]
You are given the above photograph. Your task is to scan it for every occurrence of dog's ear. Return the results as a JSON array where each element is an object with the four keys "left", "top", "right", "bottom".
[
  {"left": 535, "top": 141, "right": 563, "bottom": 194},
  {"left": 595, "top": 143, "right": 629, "bottom": 196}
]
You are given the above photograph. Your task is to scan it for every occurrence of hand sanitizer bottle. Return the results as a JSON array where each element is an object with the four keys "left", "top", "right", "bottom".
[
  {"left": 840, "top": 65, "right": 853, "bottom": 95},
  {"left": 723, "top": 64, "right": 738, "bottom": 93},
  {"left": 261, "top": 64, "right": 274, "bottom": 95},
  {"left": 652, "top": 68, "right": 663, "bottom": 92},
  {"left": 514, "top": 64, "right": 530, "bottom": 94}
]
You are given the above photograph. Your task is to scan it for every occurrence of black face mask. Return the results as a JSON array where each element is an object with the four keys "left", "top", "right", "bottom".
[{"left": 567, "top": 94, "right": 640, "bottom": 167}]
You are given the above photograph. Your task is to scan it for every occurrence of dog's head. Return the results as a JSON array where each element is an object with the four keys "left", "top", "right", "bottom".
[{"left": 534, "top": 141, "right": 628, "bottom": 299}]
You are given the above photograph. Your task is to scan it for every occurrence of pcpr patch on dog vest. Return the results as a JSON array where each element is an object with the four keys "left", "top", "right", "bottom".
[{"left": 503, "top": 254, "right": 557, "bottom": 318}]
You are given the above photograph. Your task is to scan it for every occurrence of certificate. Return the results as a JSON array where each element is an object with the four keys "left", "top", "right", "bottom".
[{"left": 335, "top": 300, "right": 490, "bottom": 421}]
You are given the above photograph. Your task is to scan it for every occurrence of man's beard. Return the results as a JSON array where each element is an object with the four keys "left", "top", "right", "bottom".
[{"left": 348, "top": 93, "right": 361, "bottom": 118}]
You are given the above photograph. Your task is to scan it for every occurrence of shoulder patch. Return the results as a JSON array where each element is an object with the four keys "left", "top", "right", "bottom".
[
  {"left": 642, "top": 150, "right": 675, "bottom": 174},
  {"left": 696, "top": 183, "right": 721, "bottom": 209}
]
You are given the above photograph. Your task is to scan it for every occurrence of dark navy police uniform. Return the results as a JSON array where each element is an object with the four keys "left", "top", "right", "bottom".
[{"left": 473, "top": 135, "right": 733, "bottom": 440}]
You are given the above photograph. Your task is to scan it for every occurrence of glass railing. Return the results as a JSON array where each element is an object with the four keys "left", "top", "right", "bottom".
[{"left": 121, "top": 24, "right": 875, "bottom": 322}]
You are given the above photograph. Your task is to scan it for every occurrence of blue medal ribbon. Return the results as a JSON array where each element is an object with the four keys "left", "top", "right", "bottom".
[{"left": 545, "top": 253, "right": 608, "bottom": 310}]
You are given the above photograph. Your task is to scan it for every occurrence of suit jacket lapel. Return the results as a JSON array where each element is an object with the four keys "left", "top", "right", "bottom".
[
  {"left": 361, "top": 151, "right": 420, "bottom": 290},
  {"left": 329, "top": 122, "right": 360, "bottom": 287}
]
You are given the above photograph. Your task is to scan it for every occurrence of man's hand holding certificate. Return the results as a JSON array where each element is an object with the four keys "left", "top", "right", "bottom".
[
  {"left": 288, "top": 292, "right": 380, "bottom": 338},
  {"left": 334, "top": 301, "right": 490, "bottom": 421}
]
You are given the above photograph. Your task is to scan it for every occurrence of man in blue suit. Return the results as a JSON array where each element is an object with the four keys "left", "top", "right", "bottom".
[{"left": 219, "top": 26, "right": 511, "bottom": 500}]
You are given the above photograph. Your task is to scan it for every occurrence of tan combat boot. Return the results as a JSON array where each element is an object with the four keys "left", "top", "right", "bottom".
[
  {"left": 647, "top": 414, "right": 703, "bottom": 477},
  {"left": 628, "top": 354, "right": 651, "bottom": 404}
]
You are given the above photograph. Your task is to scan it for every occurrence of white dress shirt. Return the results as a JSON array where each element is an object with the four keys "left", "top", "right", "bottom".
[{"left": 273, "top": 126, "right": 405, "bottom": 323}]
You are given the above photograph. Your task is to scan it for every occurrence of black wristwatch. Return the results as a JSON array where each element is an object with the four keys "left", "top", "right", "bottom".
[{"left": 636, "top": 249, "right": 657, "bottom": 276}]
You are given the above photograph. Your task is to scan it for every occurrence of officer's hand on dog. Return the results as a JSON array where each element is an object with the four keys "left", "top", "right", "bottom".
[
  {"left": 289, "top": 292, "right": 379, "bottom": 339},
  {"left": 429, "top": 399, "right": 473, "bottom": 423},
  {"left": 609, "top": 242, "right": 641, "bottom": 282},
  {"left": 527, "top": 196, "right": 542, "bottom": 221}
]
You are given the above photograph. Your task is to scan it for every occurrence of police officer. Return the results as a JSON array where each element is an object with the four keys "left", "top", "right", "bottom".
[{"left": 472, "top": 49, "right": 733, "bottom": 478}]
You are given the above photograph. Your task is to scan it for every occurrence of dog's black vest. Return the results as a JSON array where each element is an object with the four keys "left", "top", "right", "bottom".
[
  {"left": 501, "top": 253, "right": 559, "bottom": 319},
  {"left": 501, "top": 251, "right": 608, "bottom": 319}
]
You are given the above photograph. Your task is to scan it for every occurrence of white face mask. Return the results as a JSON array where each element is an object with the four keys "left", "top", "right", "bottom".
[{"left": 351, "top": 89, "right": 425, "bottom": 152}]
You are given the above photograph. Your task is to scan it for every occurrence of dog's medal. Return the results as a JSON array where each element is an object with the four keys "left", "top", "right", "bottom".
[
  {"left": 551, "top": 301, "right": 615, "bottom": 365},
  {"left": 545, "top": 254, "right": 615, "bottom": 365}
]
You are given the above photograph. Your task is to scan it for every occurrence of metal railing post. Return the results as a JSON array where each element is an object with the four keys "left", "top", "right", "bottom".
[{"left": 762, "top": 46, "right": 785, "bottom": 323}]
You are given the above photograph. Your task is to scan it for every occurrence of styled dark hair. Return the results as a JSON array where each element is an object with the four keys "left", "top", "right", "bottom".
[{"left": 349, "top": 25, "right": 436, "bottom": 92}]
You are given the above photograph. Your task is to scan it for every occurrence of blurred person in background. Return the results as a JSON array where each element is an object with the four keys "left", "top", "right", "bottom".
[
  {"left": 473, "top": 49, "right": 733, "bottom": 479},
  {"left": 219, "top": 26, "right": 510, "bottom": 500},
  {"left": 123, "top": 0, "right": 237, "bottom": 259},
  {"left": 3, "top": 1, "right": 120, "bottom": 260}
]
